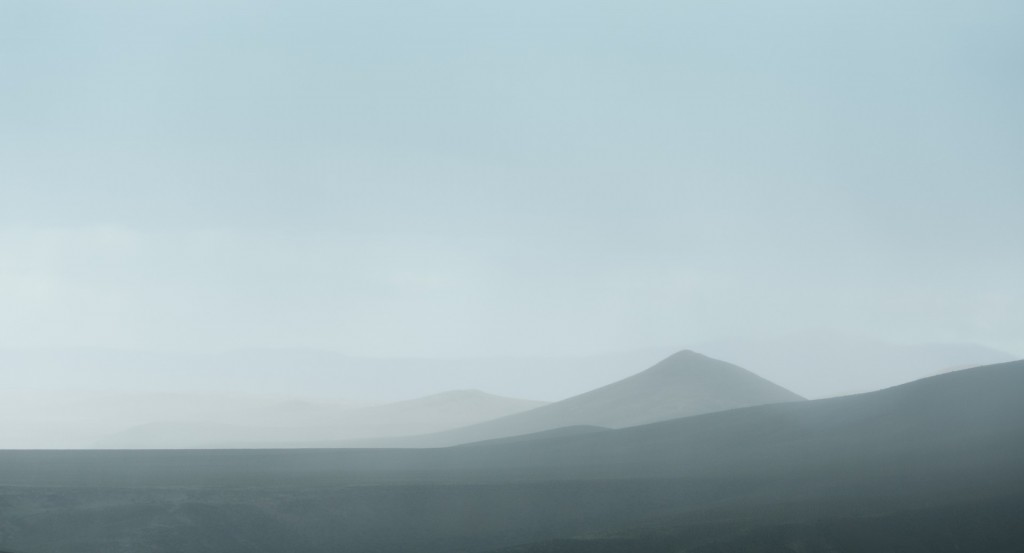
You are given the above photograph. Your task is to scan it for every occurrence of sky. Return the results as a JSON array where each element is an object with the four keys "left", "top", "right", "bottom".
[{"left": 2, "top": 0, "right": 1022, "bottom": 358}]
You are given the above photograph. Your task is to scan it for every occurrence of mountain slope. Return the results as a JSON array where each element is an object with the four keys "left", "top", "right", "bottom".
[
  {"left": 482, "top": 360, "right": 1024, "bottom": 552},
  {"left": 369, "top": 349, "right": 804, "bottom": 446},
  {"left": 436, "top": 359, "right": 1024, "bottom": 482}
]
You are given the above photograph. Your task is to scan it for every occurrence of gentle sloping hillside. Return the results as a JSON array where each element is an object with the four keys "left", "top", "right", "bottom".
[
  {"left": 97, "top": 390, "right": 545, "bottom": 449},
  {"left": 359, "top": 350, "right": 804, "bottom": 447},
  {"left": 432, "top": 359, "right": 1024, "bottom": 481}
]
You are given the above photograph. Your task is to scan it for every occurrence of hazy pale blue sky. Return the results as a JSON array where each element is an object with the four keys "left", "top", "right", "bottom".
[{"left": 1, "top": 0, "right": 1022, "bottom": 356}]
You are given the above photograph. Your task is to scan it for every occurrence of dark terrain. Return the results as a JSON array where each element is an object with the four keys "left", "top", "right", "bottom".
[{"left": 0, "top": 357, "right": 1022, "bottom": 553}]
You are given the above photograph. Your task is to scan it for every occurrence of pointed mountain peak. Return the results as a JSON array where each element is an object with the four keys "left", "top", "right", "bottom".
[
  {"left": 636, "top": 349, "right": 747, "bottom": 377},
  {"left": 410, "top": 350, "right": 806, "bottom": 447},
  {"left": 650, "top": 349, "right": 712, "bottom": 364}
]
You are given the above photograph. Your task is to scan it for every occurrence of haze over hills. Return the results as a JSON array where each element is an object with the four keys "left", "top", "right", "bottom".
[
  {"left": 0, "top": 348, "right": 665, "bottom": 449},
  {"left": 2, "top": 340, "right": 1012, "bottom": 449},
  {"left": 351, "top": 350, "right": 805, "bottom": 447},
  {"left": 5, "top": 337, "right": 1008, "bottom": 404},
  {"left": 97, "top": 390, "right": 546, "bottom": 449},
  {"left": 698, "top": 333, "right": 1016, "bottom": 398},
  {"left": 4, "top": 339, "right": 1011, "bottom": 449},
  {"left": 0, "top": 359, "right": 1021, "bottom": 553},
  {"left": 96, "top": 350, "right": 800, "bottom": 449}
]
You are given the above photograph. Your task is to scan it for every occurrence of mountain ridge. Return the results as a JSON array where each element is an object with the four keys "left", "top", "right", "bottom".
[{"left": 348, "top": 349, "right": 805, "bottom": 447}]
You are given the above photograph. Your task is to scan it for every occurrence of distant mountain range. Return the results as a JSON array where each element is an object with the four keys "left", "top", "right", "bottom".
[
  {"left": 0, "top": 347, "right": 670, "bottom": 448},
  {"left": 96, "top": 350, "right": 803, "bottom": 448},
  {"left": 351, "top": 349, "right": 805, "bottom": 447},
  {"left": 0, "top": 357, "right": 1021, "bottom": 553},
  {"left": 2, "top": 338, "right": 1014, "bottom": 448}
]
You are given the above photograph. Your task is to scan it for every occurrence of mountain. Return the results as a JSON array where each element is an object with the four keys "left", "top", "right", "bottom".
[
  {"left": 479, "top": 358, "right": 1024, "bottom": 552},
  {"left": 96, "top": 390, "right": 546, "bottom": 449},
  {"left": 358, "top": 350, "right": 804, "bottom": 447},
  {"left": 0, "top": 360, "right": 1021, "bottom": 553},
  {"left": 8, "top": 340, "right": 1009, "bottom": 448},
  {"left": 438, "top": 358, "right": 1024, "bottom": 480}
]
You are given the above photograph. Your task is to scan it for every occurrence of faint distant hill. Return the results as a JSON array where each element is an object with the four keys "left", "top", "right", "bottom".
[
  {"left": 96, "top": 390, "right": 545, "bottom": 449},
  {"left": 359, "top": 350, "right": 804, "bottom": 447},
  {"left": 1, "top": 347, "right": 668, "bottom": 448},
  {"left": 0, "top": 391, "right": 371, "bottom": 450},
  {"left": 697, "top": 333, "right": 1016, "bottom": 399}
]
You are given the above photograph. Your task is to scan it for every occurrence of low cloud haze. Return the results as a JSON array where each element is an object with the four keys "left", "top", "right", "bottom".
[{"left": 2, "top": 1, "right": 1022, "bottom": 361}]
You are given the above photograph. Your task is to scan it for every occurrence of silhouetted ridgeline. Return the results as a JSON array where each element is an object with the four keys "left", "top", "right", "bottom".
[
  {"left": 339, "top": 349, "right": 806, "bottom": 447},
  {"left": 0, "top": 357, "right": 1022, "bottom": 553}
]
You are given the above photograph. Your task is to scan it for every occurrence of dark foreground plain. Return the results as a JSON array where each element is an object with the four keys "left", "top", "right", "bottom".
[{"left": 1, "top": 360, "right": 1023, "bottom": 553}]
